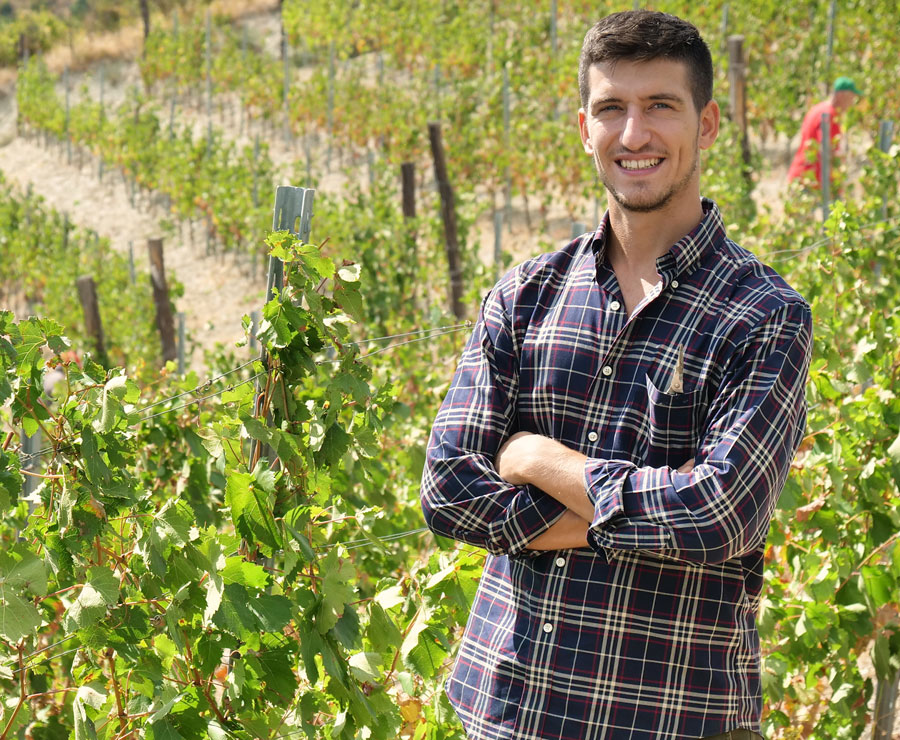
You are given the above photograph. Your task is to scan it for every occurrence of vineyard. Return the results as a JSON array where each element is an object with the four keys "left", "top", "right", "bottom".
[{"left": 1, "top": 0, "right": 899, "bottom": 738}]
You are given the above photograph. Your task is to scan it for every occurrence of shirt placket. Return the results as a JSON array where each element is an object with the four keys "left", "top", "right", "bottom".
[{"left": 524, "top": 273, "right": 634, "bottom": 738}]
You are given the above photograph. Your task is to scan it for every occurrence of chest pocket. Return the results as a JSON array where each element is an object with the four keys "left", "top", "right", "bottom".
[{"left": 643, "top": 374, "right": 708, "bottom": 469}]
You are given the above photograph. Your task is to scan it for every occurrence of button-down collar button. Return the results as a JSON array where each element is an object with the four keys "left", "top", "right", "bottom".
[
  {"left": 671, "top": 280, "right": 680, "bottom": 289},
  {"left": 555, "top": 557, "right": 566, "bottom": 567},
  {"left": 602, "top": 365, "right": 612, "bottom": 376},
  {"left": 542, "top": 622, "right": 553, "bottom": 633},
  {"left": 609, "top": 300, "right": 621, "bottom": 311},
  {"left": 588, "top": 431, "right": 598, "bottom": 442}
]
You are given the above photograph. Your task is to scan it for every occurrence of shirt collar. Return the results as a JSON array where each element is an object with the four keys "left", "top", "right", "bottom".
[{"left": 590, "top": 198, "right": 725, "bottom": 284}]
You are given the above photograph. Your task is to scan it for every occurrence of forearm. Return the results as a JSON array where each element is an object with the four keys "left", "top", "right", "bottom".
[
  {"left": 495, "top": 433, "right": 594, "bottom": 521},
  {"left": 524, "top": 510, "right": 590, "bottom": 550}
]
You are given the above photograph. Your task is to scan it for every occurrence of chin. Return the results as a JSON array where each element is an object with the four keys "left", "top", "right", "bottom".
[{"left": 611, "top": 190, "right": 675, "bottom": 213}]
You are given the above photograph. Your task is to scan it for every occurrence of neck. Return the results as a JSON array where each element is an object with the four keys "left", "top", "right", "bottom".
[{"left": 606, "top": 196, "right": 704, "bottom": 272}]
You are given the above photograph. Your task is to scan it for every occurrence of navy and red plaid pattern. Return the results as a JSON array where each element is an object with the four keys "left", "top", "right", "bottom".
[{"left": 421, "top": 200, "right": 812, "bottom": 739}]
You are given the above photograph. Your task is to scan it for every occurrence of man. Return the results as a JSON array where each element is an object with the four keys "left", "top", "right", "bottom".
[
  {"left": 421, "top": 10, "right": 812, "bottom": 740},
  {"left": 787, "top": 76, "right": 862, "bottom": 187}
]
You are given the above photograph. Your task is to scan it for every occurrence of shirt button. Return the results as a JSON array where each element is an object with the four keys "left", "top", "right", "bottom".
[
  {"left": 588, "top": 431, "right": 598, "bottom": 442},
  {"left": 609, "top": 300, "right": 621, "bottom": 311},
  {"left": 555, "top": 557, "right": 566, "bottom": 567},
  {"left": 543, "top": 623, "right": 553, "bottom": 633},
  {"left": 602, "top": 365, "right": 612, "bottom": 376},
  {"left": 671, "top": 280, "right": 680, "bottom": 289}
]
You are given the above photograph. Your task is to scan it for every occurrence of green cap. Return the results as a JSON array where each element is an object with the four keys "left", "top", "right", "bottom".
[{"left": 834, "top": 76, "right": 862, "bottom": 95}]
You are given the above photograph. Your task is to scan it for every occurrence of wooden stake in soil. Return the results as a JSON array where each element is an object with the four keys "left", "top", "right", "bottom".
[
  {"left": 76, "top": 275, "right": 107, "bottom": 365},
  {"left": 401, "top": 161, "right": 418, "bottom": 295},
  {"left": 147, "top": 238, "right": 177, "bottom": 364},
  {"left": 727, "top": 35, "right": 751, "bottom": 171},
  {"left": 401, "top": 161, "right": 416, "bottom": 222},
  {"left": 428, "top": 122, "right": 466, "bottom": 320}
]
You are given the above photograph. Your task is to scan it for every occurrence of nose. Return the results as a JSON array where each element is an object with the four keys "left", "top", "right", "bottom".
[{"left": 621, "top": 108, "right": 651, "bottom": 151}]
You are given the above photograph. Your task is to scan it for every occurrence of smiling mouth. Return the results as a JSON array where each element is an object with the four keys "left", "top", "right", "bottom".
[{"left": 618, "top": 158, "right": 662, "bottom": 171}]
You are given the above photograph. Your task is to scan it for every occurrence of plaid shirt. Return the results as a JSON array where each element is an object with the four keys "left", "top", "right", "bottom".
[{"left": 421, "top": 200, "right": 812, "bottom": 739}]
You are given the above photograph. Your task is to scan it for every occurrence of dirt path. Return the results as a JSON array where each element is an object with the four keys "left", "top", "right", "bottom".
[{"left": 0, "top": 102, "right": 264, "bottom": 369}]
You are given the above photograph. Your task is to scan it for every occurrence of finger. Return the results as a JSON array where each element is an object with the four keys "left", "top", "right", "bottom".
[{"left": 676, "top": 458, "right": 695, "bottom": 473}]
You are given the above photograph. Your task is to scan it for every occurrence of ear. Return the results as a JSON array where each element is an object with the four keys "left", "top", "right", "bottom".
[
  {"left": 578, "top": 108, "right": 593, "bottom": 155},
  {"left": 698, "top": 99, "right": 720, "bottom": 150}
]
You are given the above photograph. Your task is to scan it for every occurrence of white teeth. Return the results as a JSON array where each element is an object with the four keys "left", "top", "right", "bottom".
[{"left": 620, "top": 158, "right": 661, "bottom": 170}]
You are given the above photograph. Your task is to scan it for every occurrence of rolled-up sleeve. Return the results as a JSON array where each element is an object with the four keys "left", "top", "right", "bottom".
[
  {"left": 585, "top": 301, "right": 812, "bottom": 564},
  {"left": 421, "top": 280, "right": 567, "bottom": 557}
]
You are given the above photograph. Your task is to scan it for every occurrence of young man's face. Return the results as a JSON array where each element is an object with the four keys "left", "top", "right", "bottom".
[{"left": 578, "top": 57, "right": 719, "bottom": 216}]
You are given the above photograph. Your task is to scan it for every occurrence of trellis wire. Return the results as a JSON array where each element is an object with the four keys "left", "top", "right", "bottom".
[{"left": 767, "top": 214, "right": 900, "bottom": 261}]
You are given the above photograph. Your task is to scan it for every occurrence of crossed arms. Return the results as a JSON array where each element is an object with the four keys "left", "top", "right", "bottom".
[
  {"left": 495, "top": 433, "right": 695, "bottom": 550},
  {"left": 420, "top": 287, "right": 812, "bottom": 564}
]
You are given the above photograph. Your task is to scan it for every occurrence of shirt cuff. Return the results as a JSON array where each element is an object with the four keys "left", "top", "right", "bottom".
[
  {"left": 502, "top": 485, "right": 567, "bottom": 559},
  {"left": 584, "top": 457, "right": 629, "bottom": 524},
  {"left": 583, "top": 458, "right": 672, "bottom": 552}
]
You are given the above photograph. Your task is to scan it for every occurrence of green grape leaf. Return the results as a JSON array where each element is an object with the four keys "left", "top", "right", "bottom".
[
  {"left": 0, "top": 544, "right": 48, "bottom": 596},
  {"left": 221, "top": 557, "right": 269, "bottom": 589},
  {"left": 0, "top": 585, "right": 41, "bottom": 642},
  {"left": 225, "top": 471, "right": 281, "bottom": 554},
  {"left": 318, "top": 550, "right": 356, "bottom": 634}
]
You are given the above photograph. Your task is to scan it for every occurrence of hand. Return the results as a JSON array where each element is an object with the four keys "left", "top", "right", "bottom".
[{"left": 677, "top": 458, "right": 695, "bottom": 473}]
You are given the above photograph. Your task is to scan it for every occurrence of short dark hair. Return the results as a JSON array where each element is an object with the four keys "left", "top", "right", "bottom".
[{"left": 578, "top": 10, "right": 713, "bottom": 113}]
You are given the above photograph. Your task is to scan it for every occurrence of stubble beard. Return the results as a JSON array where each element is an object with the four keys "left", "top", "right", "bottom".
[{"left": 594, "top": 141, "right": 700, "bottom": 214}]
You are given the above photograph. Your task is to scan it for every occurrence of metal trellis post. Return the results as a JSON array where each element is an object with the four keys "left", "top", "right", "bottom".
[
  {"left": 820, "top": 112, "right": 831, "bottom": 224},
  {"left": 250, "top": 186, "right": 315, "bottom": 469}
]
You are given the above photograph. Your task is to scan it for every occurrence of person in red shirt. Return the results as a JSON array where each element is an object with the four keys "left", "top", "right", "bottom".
[{"left": 787, "top": 76, "right": 862, "bottom": 187}]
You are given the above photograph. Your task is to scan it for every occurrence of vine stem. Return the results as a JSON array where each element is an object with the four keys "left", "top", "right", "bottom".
[
  {"left": 108, "top": 649, "right": 129, "bottom": 736},
  {"left": 183, "top": 633, "right": 230, "bottom": 726},
  {"left": 383, "top": 606, "right": 422, "bottom": 687},
  {"left": 25, "top": 387, "right": 55, "bottom": 441},
  {"left": 0, "top": 642, "right": 26, "bottom": 740},
  {"left": 835, "top": 531, "right": 900, "bottom": 595},
  {"left": 20, "top": 469, "right": 64, "bottom": 479}
]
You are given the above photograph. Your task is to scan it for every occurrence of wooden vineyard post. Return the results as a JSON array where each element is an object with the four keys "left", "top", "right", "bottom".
[
  {"left": 502, "top": 66, "right": 512, "bottom": 230},
  {"left": 879, "top": 121, "right": 895, "bottom": 220},
  {"left": 147, "top": 238, "right": 177, "bottom": 364},
  {"left": 327, "top": 42, "right": 336, "bottom": 169},
  {"left": 282, "top": 34, "right": 291, "bottom": 150},
  {"left": 727, "top": 35, "right": 751, "bottom": 173},
  {"left": 64, "top": 66, "right": 71, "bottom": 165},
  {"left": 205, "top": 10, "right": 213, "bottom": 152},
  {"left": 825, "top": 0, "right": 837, "bottom": 97},
  {"left": 250, "top": 186, "right": 315, "bottom": 470},
  {"left": 428, "top": 122, "right": 466, "bottom": 320},
  {"left": 177, "top": 312, "right": 186, "bottom": 375},
  {"left": 75, "top": 275, "right": 107, "bottom": 366},
  {"left": 401, "top": 161, "right": 418, "bottom": 302},
  {"left": 401, "top": 161, "right": 416, "bottom": 243},
  {"left": 493, "top": 209, "right": 503, "bottom": 282}
]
